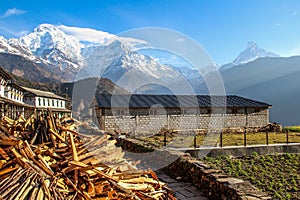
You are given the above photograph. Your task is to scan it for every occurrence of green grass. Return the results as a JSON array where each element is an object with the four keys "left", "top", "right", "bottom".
[
  {"left": 283, "top": 126, "right": 300, "bottom": 132},
  {"left": 202, "top": 153, "right": 300, "bottom": 200}
]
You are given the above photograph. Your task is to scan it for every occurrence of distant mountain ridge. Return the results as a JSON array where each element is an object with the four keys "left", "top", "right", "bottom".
[
  {"left": 0, "top": 53, "right": 67, "bottom": 82},
  {"left": 0, "top": 24, "right": 191, "bottom": 89},
  {"left": 2, "top": 66, "right": 129, "bottom": 98},
  {"left": 197, "top": 55, "right": 300, "bottom": 125},
  {"left": 0, "top": 24, "right": 282, "bottom": 85},
  {"left": 220, "top": 41, "right": 279, "bottom": 71}
]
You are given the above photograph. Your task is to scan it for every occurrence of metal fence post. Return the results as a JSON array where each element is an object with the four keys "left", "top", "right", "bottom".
[
  {"left": 163, "top": 131, "right": 167, "bottom": 146},
  {"left": 266, "top": 130, "right": 269, "bottom": 145},
  {"left": 220, "top": 130, "right": 223, "bottom": 147},
  {"left": 244, "top": 128, "right": 247, "bottom": 147},
  {"left": 286, "top": 130, "right": 289, "bottom": 144},
  {"left": 193, "top": 132, "right": 197, "bottom": 149}
]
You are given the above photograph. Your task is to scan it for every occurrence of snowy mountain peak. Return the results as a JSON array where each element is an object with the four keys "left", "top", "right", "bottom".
[
  {"left": 14, "top": 23, "right": 83, "bottom": 69},
  {"left": 35, "top": 23, "right": 59, "bottom": 32},
  {"left": 0, "top": 36, "right": 15, "bottom": 53},
  {"left": 219, "top": 42, "right": 280, "bottom": 71},
  {"left": 247, "top": 41, "right": 257, "bottom": 50},
  {"left": 232, "top": 41, "right": 279, "bottom": 65}
]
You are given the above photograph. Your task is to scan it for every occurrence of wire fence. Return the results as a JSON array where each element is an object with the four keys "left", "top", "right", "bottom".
[{"left": 158, "top": 129, "right": 300, "bottom": 148}]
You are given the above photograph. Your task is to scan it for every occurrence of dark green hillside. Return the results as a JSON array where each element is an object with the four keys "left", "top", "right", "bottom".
[{"left": 0, "top": 53, "right": 66, "bottom": 82}]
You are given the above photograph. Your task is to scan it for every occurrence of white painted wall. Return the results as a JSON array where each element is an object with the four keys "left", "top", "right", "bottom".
[
  {"left": 32, "top": 96, "right": 66, "bottom": 109},
  {"left": 0, "top": 78, "right": 6, "bottom": 97},
  {"left": 5, "top": 86, "right": 24, "bottom": 103},
  {"left": 0, "top": 85, "right": 5, "bottom": 97}
]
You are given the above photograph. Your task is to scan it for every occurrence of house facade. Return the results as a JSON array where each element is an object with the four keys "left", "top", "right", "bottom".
[
  {"left": 22, "top": 87, "right": 71, "bottom": 118},
  {"left": 95, "top": 94, "right": 271, "bottom": 133},
  {"left": 0, "top": 67, "right": 30, "bottom": 118},
  {"left": 0, "top": 66, "right": 71, "bottom": 119}
]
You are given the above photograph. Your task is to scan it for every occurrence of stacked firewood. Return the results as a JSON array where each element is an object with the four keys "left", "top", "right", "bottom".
[{"left": 0, "top": 111, "right": 175, "bottom": 200}]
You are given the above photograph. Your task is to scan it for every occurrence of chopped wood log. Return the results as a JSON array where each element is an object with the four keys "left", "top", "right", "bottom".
[
  {"left": 0, "top": 148, "right": 9, "bottom": 161},
  {"left": 0, "top": 110, "right": 175, "bottom": 200},
  {"left": 68, "top": 132, "right": 78, "bottom": 162},
  {"left": 0, "top": 165, "right": 19, "bottom": 176}
]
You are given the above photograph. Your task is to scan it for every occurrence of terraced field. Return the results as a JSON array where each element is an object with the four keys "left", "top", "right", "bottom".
[{"left": 202, "top": 153, "right": 300, "bottom": 199}]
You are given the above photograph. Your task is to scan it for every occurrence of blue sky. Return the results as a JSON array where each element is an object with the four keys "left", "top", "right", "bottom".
[{"left": 0, "top": 0, "right": 300, "bottom": 64}]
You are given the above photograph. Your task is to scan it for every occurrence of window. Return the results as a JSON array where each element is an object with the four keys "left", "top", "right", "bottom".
[
  {"left": 254, "top": 108, "right": 260, "bottom": 113},
  {"left": 232, "top": 108, "right": 238, "bottom": 114},
  {"left": 61, "top": 101, "right": 63, "bottom": 107},
  {"left": 48, "top": 99, "right": 50, "bottom": 106},
  {"left": 38, "top": 98, "right": 41, "bottom": 106},
  {"left": 43, "top": 98, "right": 45, "bottom": 106},
  {"left": 207, "top": 108, "right": 211, "bottom": 114},
  {"left": 57, "top": 100, "right": 59, "bottom": 107},
  {"left": 52, "top": 99, "right": 55, "bottom": 107}
]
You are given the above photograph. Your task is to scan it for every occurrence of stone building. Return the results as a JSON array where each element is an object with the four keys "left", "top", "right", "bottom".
[
  {"left": 95, "top": 94, "right": 271, "bottom": 133},
  {"left": 22, "top": 87, "right": 71, "bottom": 118}
]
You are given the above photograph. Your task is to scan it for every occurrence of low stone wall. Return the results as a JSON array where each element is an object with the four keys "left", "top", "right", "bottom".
[
  {"left": 116, "top": 138, "right": 271, "bottom": 200},
  {"left": 164, "top": 155, "right": 271, "bottom": 200}
]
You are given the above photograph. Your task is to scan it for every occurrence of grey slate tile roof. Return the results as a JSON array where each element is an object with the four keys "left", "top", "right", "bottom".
[
  {"left": 22, "top": 87, "right": 66, "bottom": 100},
  {"left": 96, "top": 94, "right": 271, "bottom": 108}
]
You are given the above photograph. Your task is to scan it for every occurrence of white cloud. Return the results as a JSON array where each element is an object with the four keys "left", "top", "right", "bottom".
[
  {"left": 0, "top": 8, "right": 26, "bottom": 19},
  {"left": 57, "top": 25, "right": 116, "bottom": 44},
  {"left": 57, "top": 25, "right": 148, "bottom": 50}
]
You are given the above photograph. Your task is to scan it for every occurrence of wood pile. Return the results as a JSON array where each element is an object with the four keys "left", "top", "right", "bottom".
[{"left": 0, "top": 111, "right": 175, "bottom": 200}]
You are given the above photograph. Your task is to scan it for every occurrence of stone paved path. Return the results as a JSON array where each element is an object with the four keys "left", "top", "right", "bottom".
[{"left": 156, "top": 171, "right": 207, "bottom": 200}]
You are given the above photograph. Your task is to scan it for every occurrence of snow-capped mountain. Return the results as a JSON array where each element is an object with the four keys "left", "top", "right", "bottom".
[
  {"left": 78, "top": 40, "right": 128, "bottom": 79},
  {"left": 0, "top": 23, "right": 188, "bottom": 92},
  {"left": 0, "top": 24, "right": 149, "bottom": 81},
  {"left": 2, "top": 24, "right": 284, "bottom": 94},
  {"left": 103, "top": 51, "right": 181, "bottom": 81},
  {"left": 233, "top": 41, "right": 279, "bottom": 65},
  {"left": 16, "top": 24, "right": 84, "bottom": 69},
  {"left": 0, "top": 35, "right": 37, "bottom": 61},
  {"left": 0, "top": 24, "right": 83, "bottom": 80},
  {"left": 220, "top": 41, "right": 279, "bottom": 71}
]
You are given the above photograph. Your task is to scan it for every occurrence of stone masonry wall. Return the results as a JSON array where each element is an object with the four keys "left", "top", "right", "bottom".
[
  {"left": 116, "top": 138, "right": 272, "bottom": 200},
  {"left": 101, "top": 108, "right": 269, "bottom": 133}
]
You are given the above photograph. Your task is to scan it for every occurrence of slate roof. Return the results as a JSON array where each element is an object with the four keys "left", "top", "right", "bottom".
[
  {"left": 0, "top": 96, "right": 33, "bottom": 107},
  {"left": 22, "top": 87, "right": 66, "bottom": 100},
  {"left": 96, "top": 94, "right": 271, "bottom": 109}
]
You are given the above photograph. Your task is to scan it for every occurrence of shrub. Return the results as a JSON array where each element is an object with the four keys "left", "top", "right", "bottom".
[{"left": 283, "top": 126, "right": 300, "bottom": 132}]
